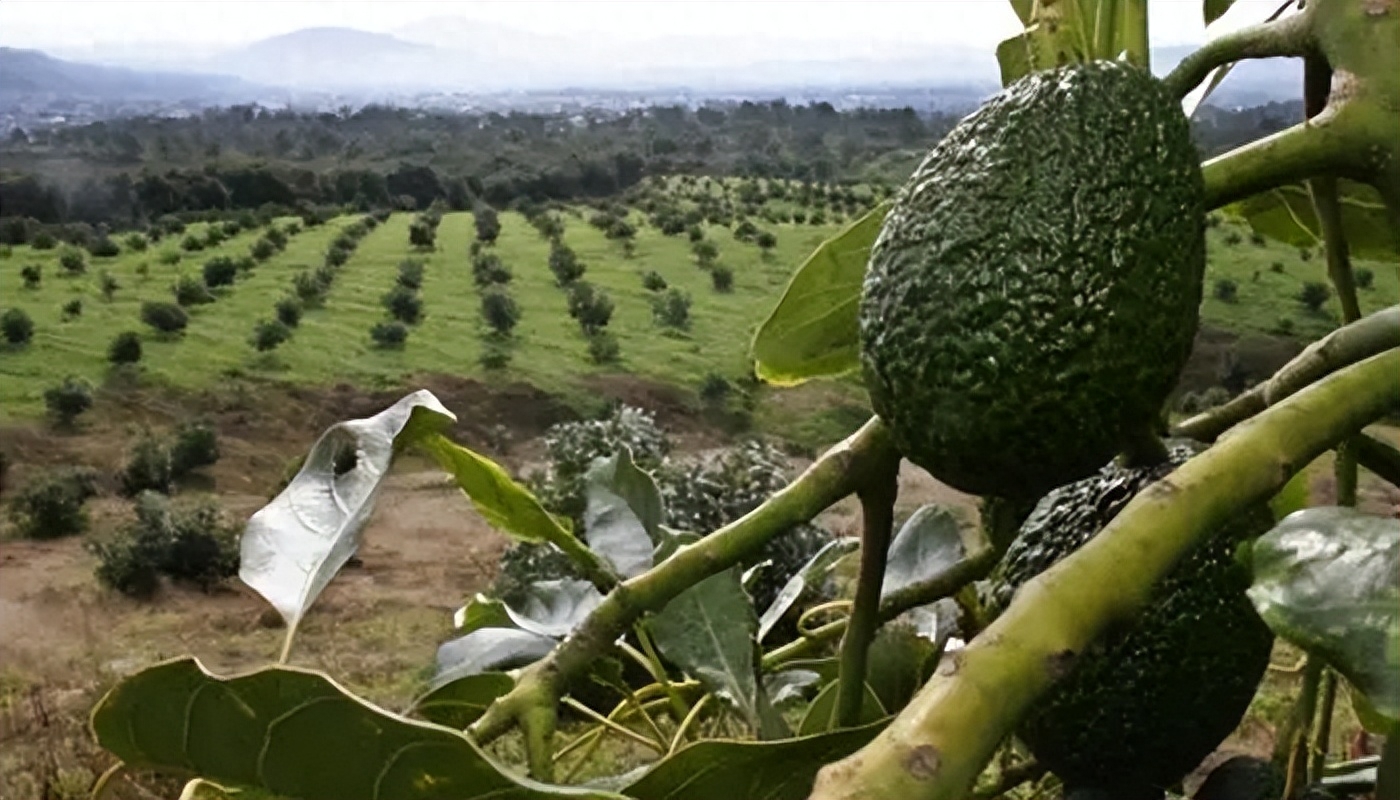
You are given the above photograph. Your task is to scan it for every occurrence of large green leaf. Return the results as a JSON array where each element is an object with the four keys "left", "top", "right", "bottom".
[
  {"left": 647, "top": 568, "right": 788, "bottom": 739},
  {"left": 864, "top": 624, "right": 940, "bottom": 714},
  {"left": 796, "top": 680, "right": 886, "bottom": 736},
  {"left": 240, "top": 391, "right": 455, "bottom": 648},
  {"left": 750, "top": 201, "right": 889, "bottom": 386},
  {"left": 408, "top": 672, "right": 515, "bottom": 730},
  {"left": 996, "top": 0, "right": 1149, "bottom": 86},
  {"left": 420, "top": 433, "right": 575, "bottom": 545},
  {"left": 434, "top": 628, "right": 557, "bottom": 686},
  {"left": 1204, "top": 0, "right": 1238, "bottom": 23},
  {"left": 1247, "top": 507, "right": 1400, "bottom": 727},
  {"left": 756, "top": 537, "right": 859, "bottom": 643},
  {"left": 504, "top": 579, "right": 605, "bottom": 638},
  {"left": 452, "top": 593, "right": 512, "bottom": 633},
  {"left": 583, "top": 449, "right": 660, "bottom": 578},
  {"left": 91, "top": 657, "right": 619, "bottom": 800},
  {"left": 1228, "top": 181, "right": 1400, "bottom": 262},
  {"left": 880, "top": 505, "right": 968, "bottom": 600},
  {"left": 622, "top": 718, "right": 888, "bottom": 800}
]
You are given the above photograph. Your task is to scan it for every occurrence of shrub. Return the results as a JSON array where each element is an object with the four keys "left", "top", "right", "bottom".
[
  {"left": 1249, "top": 231, "right": 1268, "bottom": 246},
  {"left": 159, "top": 250, "right": 182, "bottom": 266},
  {"left": 567, "top": 282, "right": 614, "bottom": 334},
  {"left": 381, "top": 285, "right": 424, "bottom": 325},
  {"left": 711, "top": 265, "right": 735, "bottom": 292},
  {"left": 172, "top": 275, "right": 215, "bottom": 306},
  {"left": 642, "top": 270, "right": 667, "bottom": 291},
  {"left": 21, "top": 264, "right": 41, "bottom": 289},
  {"left": 265, "top": 227, "right": 289, "bottom": 250},
  {"left": 587, "top": 331, "right": 621, "bottom": 364},
  {"left": 692, "top": 240, "right": 719, "bottom": 266},
  {"left": 481, "top": 288, "right": 521, "bottom": 335},
  {"left": 89, "top": 491, "right": 241, "bottom": 598},
  {"left": 479, "top": 341, "right": 512, "bottom": 370},
  {"left": 549, "top": 242, "right": 585, "bottom": 286},
  {"left": 180, "top": 234, "right": 205, "bottom": 252},
  {"left": 754, "top": 230, "right": 778, "bottom": 252},
  {"left": 409, "top": 220, "right": 436, "bottom": 249},
  {"left": 6, "top": 466, "right": 99, "bottom": 539},
  {"left": 475, "top": 205, "right": 502, "bottom": 244},
  {"left": 141, "top": 301, "right": 189, "bottom": 334},
  {"left": 472, "top": 253, "right": 512, "bottom": 287},
  {"left": 293, "top": 270, "right": 329, "bottom": 306},
  {"left": 275, "top": 296, "right": 303, "bottom": 328},
  {"left": 1270, "top": 261, "right": 1286, "bottom": 274},
  {"left": 1212, "top": 278, "right": 1238, "bottom": 304},
  {"left": 44, "top": 376, "right": 94, "bottom": 427},
  {"left": 108, "top": 331, "right": 143, "bottom": 365},
  {"left": 1298, "top": 281, "right": 1331, "bottom": 312},
  {"left": 60, "top": 249, "right": 87, "bottom": 275},
  {"left": 61, "top": 298, "right": 83, "bottom": 320},
  {"left": 99, "top": 270, "right": 120, "bottom": 301},
  {"left": 1275, "top": 316, "right": 1296, "bottom": 336},
  {"left": 370, "top": 320, "right": 408, "bottom": 348},
  {"left": 397, "top": 259, "right": 425, "bottom": 290},
  {"left": 235, "top": 255, "right": 257, "bottom": 275},
  {"left": 118, "top": 432, "right": 173, "bottom": 497},
  {"left": 31, "top": 231, "right": 57, "bottom": 250},
  {"left": 525, "top": 405, "right": 671, "bottom": 525},
  {"left": 324, "top": 245, "right": 351, "bottom": 268},
  {"left": 1222, "top": 231, "right": 1243, "bottom": 246},
  {"left": 250, "top": 318, "right": 292, "bottom": 351},
  {"left": 169, "top": 421, "right": 220, "bottom": 478},
  {"left": 203, "top": 226, "right": 226, "bottom": 247},
  {"left": 1, "top": 308, "right": 34, "bottom": 345},
  {"left": 1298, "top": 247, "right": 1313, "bottom": 262},
  {"left": 699, "top": 372, "right": 731, "bottom": 406},
  {"left": 125, "top": 233, "right": 149, "bottom": 252},
  {"left": 87, "top": 235, "right": 120, "bottom": 257},
  {"left": 652, "top": 288, "right": 692, "bottom": 330},
  {"left": 1355, "top": 268, "right": 1375, "bottom": 290}
]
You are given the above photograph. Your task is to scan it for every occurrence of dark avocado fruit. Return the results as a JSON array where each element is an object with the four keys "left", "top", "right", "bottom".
[{"left": 859, "top": 59, "right": 1207, "bottom": 500}]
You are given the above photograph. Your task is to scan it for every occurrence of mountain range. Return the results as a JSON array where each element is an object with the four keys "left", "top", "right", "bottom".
[{"left": 4, "top": 21, "right": 1304, "bottom": 108}]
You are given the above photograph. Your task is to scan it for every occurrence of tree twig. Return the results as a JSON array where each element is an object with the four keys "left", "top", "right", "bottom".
[
  {"left": 1202, "top": 116, "right": 1356, "bottom": 211},
  {"left": 809, "top": 350, "right": 1400, "bottom": 800},
  {"left": 1163, "top": 11, "right": 1314, "bottom": 101},
  {"left": 1310, "top": 669, "right": 1339, "bottom": 783},
  {"left": 836, "top": 454, "right": 900, "bottom": 728},
  {"left": 974, "top": 759, "right": 1047, "bottom": 800},
  {"left": 1355, "top": 434, "right": 1400, "bottom": 488}
]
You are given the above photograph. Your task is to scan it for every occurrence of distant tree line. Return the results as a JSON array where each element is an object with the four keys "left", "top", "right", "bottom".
[{"left": 0, "top": 98, "right": 1298, "bottom": 231}]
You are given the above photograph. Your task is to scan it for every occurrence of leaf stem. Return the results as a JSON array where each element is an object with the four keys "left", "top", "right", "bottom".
[
  {"left": 1281, "top": 657, "right": 1325, "bottom": 796},
  {"left": 1355, "top": 435, "right": 1400, "bottom": 488},
  {"left": 632, "top": 627, "right": 690, "bottom": 723},
  {"left": 1162, "top": 11, "right": 1314, "bottom": 100},
  {"left": 90, "top": 763, "right": 126, "bottom": 800},
  {"left": 561, "top": 697, "right": 666, "bottom": 753},
  {"left": 668, "top": 694, "right": 713, "bottom": 755},
  {"left": 1310, "top": 669, "right": 1339, "bottom": 783},
  {"left": 836, "top": 454, "right": 900, "bottom": 728}
]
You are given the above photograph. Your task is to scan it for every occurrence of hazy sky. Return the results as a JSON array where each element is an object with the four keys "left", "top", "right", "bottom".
[{"left": 0, "top": 0, "right": 1284, "bottom": 49}]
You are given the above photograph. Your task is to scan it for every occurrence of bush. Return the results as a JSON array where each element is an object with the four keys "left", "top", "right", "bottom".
[
  {"left": 88, "top": 236, "right": 120, "bottom": 258},
  {"left": 181, "top": 234, "right": 205, "bottom": 252},
  {"left": 525, "top": 405, "right": 671, "bottom": 525},
  {"left": 203, "top": 226, "right": 226, "bottom": 247},
  {"left": 381, "top": 285, "right": 424, "bottom": 325},
  {"left": 1298, "top": 281, "right": 1331, "bottom": 312},
  {"left": 108, "top": 331, "right": 143, "bottom": 365},
  {"left": 141, "top": 301, "right": 189, "bottom": 334},
  {"left": 1275, "top": 317, "right": 1296, "bottom": 336},
  {"left": 370, "top": 320, "right": 409, "bottom": 348},
  {"left": 170, "top": 420, "right": 220, "bottom": 477},
  {"left": 125, "top": 233, "right": 149, "bottom": 252},
  {"left": 1249, "top": 231, "right": 1268, "bottom": 246},
  {"left": 587, "top": 331, "right": 621, "bottom": 364},
  {"left": 1, "top": 307, "right": 34, "bottom": 345},
  {"left": 89, "top": 492, "right": 241, "bottom": 598},
  {"left": 652, "top": 288, "right": 692, "bottom": 330},
  {"left": 1270, "top": 261, "right": 1286, "bottom": 274},
  {"left": 159, "top": 250, "right": 182, "bottom": 266},
  {"left": 1355, "top": 268, "right": 1375, "bottom": 290},
  {"left": 481, "top": 288, "right": 521, "bottom": 336},
  {"left": 172, "top": 275, "right": 215, "bottom": 306},
  {"left": 45, "top": 376, "right": 94, "bottom": 427},
  {"left": 549, "top": 242, "right": 585, "bottom": 286},
  {"left": 250, "top": 318, "right": 292, "bottom": 352},
  {"left": 293, "top": 270, "right": 330, "bottom": 306},
  {"left": 59, "top": 249, "right": 87, "bottom": 275},
  {"left": 235, "top": 255, "right": 257, "bottom": 275},
  {"left": 642, "top": 270, "right": 667, "bottom": 291},
  {"left": 118, "top": 432, "right": 173, "bottom": 497},
  {"left": 692, "top": 240, "right": 719, "bottom": 266},
  {"left": 1298, "top": 247, "right": 1313, "bottom": 262},
  {"left": 1212, "top": 278, "right": 1238, "bottom": 303},
  {"left": 6, "top": 467, "right": 99, "bottom": 539},
  {"left": 475, "top": 205, "right": 502, "bottom": 244},
  {"left": 32, "top": 231, "right": 57, "bottom": 249},
  {"left": 567, "top": 282, "right": 614, "bottom": 334},
  {"left": 1223, "top": 231, "right": 1243, "bottom": 246},
  {"left": 21, "top": 264, "right": 41, "bottom": 289},
  {"left": 397, "top": 259, "right": 425, "bottom": 290},
  {"left": 61, "top": 298, "right": 83, "bottom": 320},
  {"left": 324, "top": 245, "right": 351, "bottom": 268},
  {"left": 409, "top": 220, "right": 436, "bottom": 249},
  {"left": 472, "top": 253, "right": 513, "bottom": 287},
  {"left": 99, "top": 270, "right": 120, "bottom": 301},
  {"left": 275, "top": 296, "right": 303, "bottom": 328},
  {"left": 700, "top": 372, "right": 731, "bottom": 406},
  {"left": 711, "top": 265, "right": 734, "bottom": 292}
]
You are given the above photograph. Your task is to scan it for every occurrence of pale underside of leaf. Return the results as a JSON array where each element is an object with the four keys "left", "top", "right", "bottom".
[
  {"left": 434, "top": 627, "right": 559, "bottom": 688},
  {"left": 757, "top": 537, "right": 859, "bottom": 643},
  {"left": 880, "top": 504, "right": 968, "bottom": 600}
]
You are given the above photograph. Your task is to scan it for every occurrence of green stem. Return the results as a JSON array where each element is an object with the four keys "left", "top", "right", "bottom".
[
  {"left": 470, "top": 418, "right": 898, "bottom": 746},
  {"left": 836, "top": 455, "right": 900, "bottom": 728},
  {"left": 522, "top": 701, "right": 558, "bottom": 782},
  {"left": 1120, "top": 0, "right": 1149, "bottom": 71},
  {"left": 1203, "top": 116, "right": 1355, "bottom": 211},
  {"left": 633, "top": 626, "right": 690, "bottom": 723},
  {"left": 1280, "top": 658, "right": 1325, "bottom": 795},
  {"left": 1310, "top": 669, "right": 1339, "bottom": 783},
  {"left": 809, "top": 350, "right": 1400, "bottom": 800},
  {"left": 1355, "top": 434, "right": 1400, "bottom": 488},
  {"left": 1173, "top": 305, "right": 1400, "bottom": 441},
  {"left": 1162, "top": 11, "right": 1314, "bottom": 101}
]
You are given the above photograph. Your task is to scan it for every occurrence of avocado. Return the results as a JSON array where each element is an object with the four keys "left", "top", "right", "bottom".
[
  {"left": 980, "top": 440, "right": 1274, "bottom": 797},
  {"left": 1193, "top": 756, "right": 1286, "bottom": 800},
  {"left": 859, "top": 60, "right": 1206, "bottom": 500}
]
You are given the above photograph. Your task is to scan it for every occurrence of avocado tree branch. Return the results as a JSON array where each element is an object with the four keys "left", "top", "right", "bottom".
[
  {"left": 1163, "top": 11, "right": 1314, "bottom": 101},
  {"left": 1202, "top": 116, "right": 1358, "bottom": 211},
  {"left": 1355, "top": 435, "right": 1400, "bottom": 489},
  {"left": 469, "top": 417, "right": 899, "bottom": 749},
  {"left": 1173, "top": 305, "right": 1400, "bottom": 441},
  {"left": 836, "top": 456, "right": 900, "bottom": 728},
  {"left": 808, "top": 349, "right": 1400, "bottom": 800}
]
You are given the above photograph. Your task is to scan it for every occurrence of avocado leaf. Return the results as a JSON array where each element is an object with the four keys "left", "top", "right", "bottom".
[
  {"left": 1204, "top": 0, "right": 1238, "bottom": 23},
  {"left": 1227, "top": 181, "right": 1399, "bottom": 262},
  {"left": 1246, "top": 506, "right": 1400, "bottom": 728},
  {"left": 420, "top": 432, "right": 576, "bottom": 545},
  {"left": 750, "top": 201, "right": 888, "bottom": 386}
]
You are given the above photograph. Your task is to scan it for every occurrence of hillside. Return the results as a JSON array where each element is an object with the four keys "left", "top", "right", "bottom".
[{"left": 0, "top": 47, "right": 259, "bottom": 103}]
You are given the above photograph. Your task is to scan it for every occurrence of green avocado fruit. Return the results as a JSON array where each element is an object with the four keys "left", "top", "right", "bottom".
[
  {"left": 979, "top": 440, "right": 1275, "bottom": 798},
  {"left": 859, "top": 60, "right": 1206, "bottom": 499}
]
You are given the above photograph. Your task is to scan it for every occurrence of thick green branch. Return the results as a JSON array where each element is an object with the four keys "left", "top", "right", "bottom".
[
  {"left": 1162, "top": 11, "right": 1314, "bottom": 101},
  {"left": 808, "top": 349, "right": 1400, "bottom": 800},
  {"left": 1203, "top": 117, "right": 1356, "bottom": 211},
  {"left": 1173, "top": 305, "right": 1400, "bottom": 441},
  {"left": 1356, "top": 434, "right": 1400, "bottom": 488},
  {"left": 470, "top": 418, "right": 898, "bottom": 745},
  {"left": 836, "top": 457, "right": 900, "bottom": 728}
]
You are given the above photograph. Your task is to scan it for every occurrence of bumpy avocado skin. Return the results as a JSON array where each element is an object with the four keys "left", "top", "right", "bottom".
[
  {"left": 979, "top": 441, "right": 1275, "bottom": 796},
  {"left": 859, "top": 60, "right": 1206, "bottom": 499}
]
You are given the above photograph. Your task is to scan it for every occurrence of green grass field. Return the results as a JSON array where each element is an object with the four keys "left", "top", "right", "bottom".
[{"left": 1, "top": 206, "right": 1395, "bottom": 426}]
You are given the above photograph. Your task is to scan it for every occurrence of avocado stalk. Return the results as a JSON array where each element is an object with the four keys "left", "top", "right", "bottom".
[
  {"left": 807, "top": 350, "right": 1400, "bottom": 800},
  {"left": 469, "top": 418, "right": 899, "bottom": 756},
  {"left": 835, "top": 453, "right": 900, "bottom": 728}
]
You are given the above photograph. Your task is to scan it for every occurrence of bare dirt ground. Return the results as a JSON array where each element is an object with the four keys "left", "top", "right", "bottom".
[{"left": 0, "top": 374, "right": 1394, "bottom": 799}]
